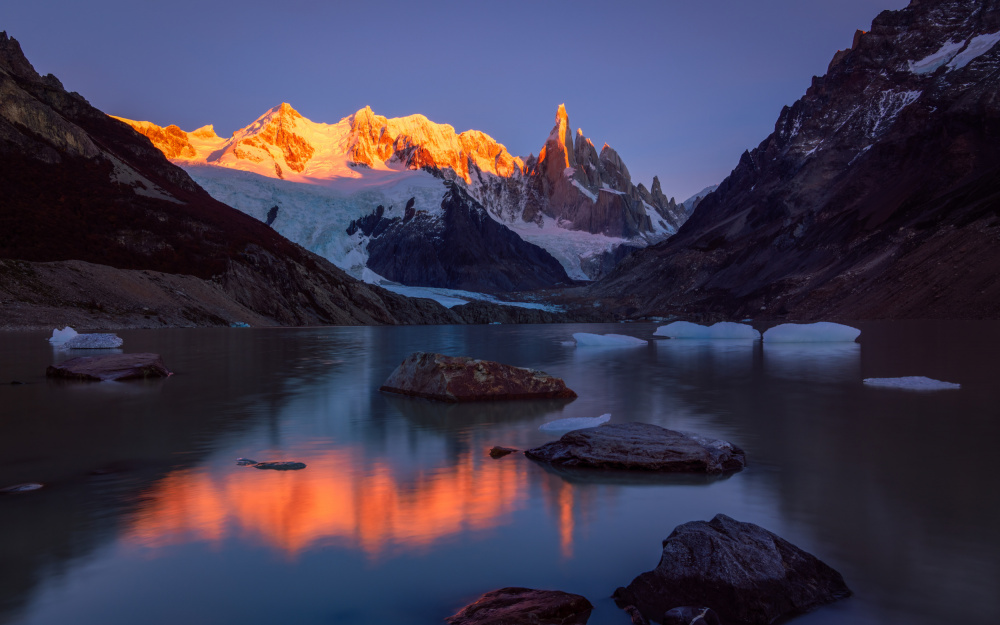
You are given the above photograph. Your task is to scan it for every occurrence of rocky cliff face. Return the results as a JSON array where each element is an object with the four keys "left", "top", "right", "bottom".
[
  {"left": 348, "top": 183, "right": 571, "bottom": 292},
  {"left": 474, "top": 105, "right": 687, "bottom": 240},
  {"left": 593, "top": 0, "right": 1000, "bottom": 320},
  {"left": 0, "top": 32, "right": 461, "bottom": 327}
]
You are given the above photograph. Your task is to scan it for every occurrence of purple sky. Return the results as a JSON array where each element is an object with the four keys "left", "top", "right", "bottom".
[{"left": 6, "top": 0, "right": 909, "bottom": 199}]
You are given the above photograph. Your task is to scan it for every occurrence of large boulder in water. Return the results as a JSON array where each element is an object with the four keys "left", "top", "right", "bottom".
[
  {"left": 446, "top": 587, "right": 593, "bottom": 625},
  {"left": 613, "top": 514, "right": 851, "bottom": 624},
  {"left": 525, "top": 423, "right": 745, "bottom": 473},
  {"left": 379, "top": 352, "right": 577, "bottom": 402},
  {"left": 46, "top": 353, "right": 172, "bottom": 381}
]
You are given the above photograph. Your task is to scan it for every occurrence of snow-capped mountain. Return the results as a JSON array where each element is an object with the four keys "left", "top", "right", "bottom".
[
  {"left": 0, "top": 31, "right": 459, "bottom": 327},
  {"left": 116, "top": 104, "right": 686, "bottom": 283},
  {"left": 593, "top": 0, "right": 1000, "bottom": 320}
]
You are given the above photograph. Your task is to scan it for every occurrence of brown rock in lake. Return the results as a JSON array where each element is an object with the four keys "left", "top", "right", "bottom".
[
  {"left": 380, "top": 352, "right": 576, "bottom": 402},
  {"left": 46, "top": 353, "right": 172, "bottom": 382},
  {"left": 446, "top": 587, "right": 593, "bottom": 625},
  {"left": 525, "top": 422, "right": 745, "bottom": 473}
]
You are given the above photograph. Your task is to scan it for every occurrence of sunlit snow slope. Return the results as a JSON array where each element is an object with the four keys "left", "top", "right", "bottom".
[{"left": 117, "top": 104, "right": 688, "bottom": 281}]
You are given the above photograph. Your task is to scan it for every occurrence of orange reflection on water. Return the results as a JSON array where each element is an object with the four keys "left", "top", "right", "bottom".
[{"left": 127, "top": 448, "right": 528, "bottom": 558}]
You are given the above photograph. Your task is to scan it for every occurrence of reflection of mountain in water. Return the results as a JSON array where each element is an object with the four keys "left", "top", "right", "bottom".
[{"left": 127, "top": 446, "right": 528, "bottom": 558}]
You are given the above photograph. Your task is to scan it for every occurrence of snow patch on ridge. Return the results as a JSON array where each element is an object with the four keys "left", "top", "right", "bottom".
[{"left": 909, "top": 32, "right": 1000, "bottom": 74}]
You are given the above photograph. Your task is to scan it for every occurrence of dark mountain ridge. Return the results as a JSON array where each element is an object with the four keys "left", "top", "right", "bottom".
[
  {"left": 0, "top": 32, "right": 461, "bottom": 327},
  {"left": 592, "top": 0, "right": 1000, "bottom": 320}
]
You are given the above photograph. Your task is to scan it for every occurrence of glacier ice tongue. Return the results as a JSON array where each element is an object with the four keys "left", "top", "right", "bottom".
[
  {"left": 655, "top": 321, "right": 760, "bottom": 340},
  {"left": 863, "top": 376, "right": 960, "bottom": 391},
  {"left": 48, "top": 327, "right": 78, "bottom": 344},
  {"left": 539, "top": 413, "right": 611, "bottom": 432},
  {"left": 762, "top": 322, "right": 860, "bottom": 343},
  {"left": 572, "top": 333, "right": 647, "bottom": 347}
]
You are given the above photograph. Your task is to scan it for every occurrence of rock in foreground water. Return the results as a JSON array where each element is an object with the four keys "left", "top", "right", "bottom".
[
  {"left": 46, "top": 353, "right": 172, "bottom": 381},
  {"left": 663, "top": 607, "right": 720, "bottom": 625},
  {"left": 253, "top": 461, "right": 306, "bottom": 471},
  {"left": 488, "top": 446, "right": 518, "bottom": 459},
  {"left": 526, "top": 423, "right": 745, "bottom": 473},
  {"left": 380, "top": 352, "right": 576, "bottom": 402},
  {"left": 613, "top": 514, "right": 851, "bottom": 624},
  {"left": 446, "top": 587, "right": 593, "bottom": 625}
]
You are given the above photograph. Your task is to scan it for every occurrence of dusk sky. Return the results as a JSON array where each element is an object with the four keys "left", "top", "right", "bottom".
[{"left": 5, "top": 0, "right": 909, "bottom": 199}]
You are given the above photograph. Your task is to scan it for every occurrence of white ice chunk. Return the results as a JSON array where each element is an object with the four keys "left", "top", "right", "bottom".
[
  {"left": 48, "top": 327, "right": 78, "bottom": 344},
  {"left": 572, "top": 333, "right": 647, "bottom": 347},
  {"left": 763, "top": 322, "right": 860, "bottom": 343},
  {"left": 654, "top": 321, "right": 760, "bottom": 340},
  {"left": 863, "top": 376, "right": 960, "bottom": 391},
  {"left": 947, "top": 32, "right": 1000, "bottom": 70},
  {"left": 539, "top": 413, "right": 611, "bottom": 432},
  {"left": 62, "top": 334, "right": 124, "bottom": 349}
]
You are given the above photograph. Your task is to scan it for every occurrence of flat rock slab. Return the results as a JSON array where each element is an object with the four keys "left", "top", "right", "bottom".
[
  {"left": 525, "top": 423, "right": 745, "bottom": 473},
  {"left": 446, "top": 587, "right": 593, "bottom": 625},
  {"left": 252, "top": 461, "right": 306, "bottom": 471},
  {"left": 380, "top": 352, "right": 577, "bottom": 402},
  {"left": 613, "top": 514, "right": 851, "bottom": 625},
  {"left": 46, "top": 353, "right": 172, "bottom": 382}
]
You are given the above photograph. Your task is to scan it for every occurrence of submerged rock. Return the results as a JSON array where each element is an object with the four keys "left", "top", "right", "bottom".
[
  {"left": 445, "top": 587, "right": 593, "bottom": 625},
  {"left": 46, "top": 353, "right": 172, "bottom": 381},
  {"left": 0, "top": 483, "right": 44, "bottom": 493},
  {"left": 613, "top": 514, "right": 851, "bottom": 624},
  {"left": 488, "top": 446, "right": 518, "bottom": 459},
  {"left": 663, "top": 607, "right": 721, "bottom": 625},
  {"left": 525, "top": 423, "right": 745, "bottom": 474},
  {"left": 63, "top": 333, "right": 124, "bottom": 349},
  {"left": 380, "top": 352, "right": 577, "bottom": 402},
  {"left": 235, "top": 458, "right": 258, "bottom": 466},
  {"left": 252, "top": 461, "right": 306, "bottom": 471}
]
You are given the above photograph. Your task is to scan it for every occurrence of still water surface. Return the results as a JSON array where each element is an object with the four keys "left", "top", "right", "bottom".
[{"left": 0, "top": 322, "right": 998, "bottom": 625}]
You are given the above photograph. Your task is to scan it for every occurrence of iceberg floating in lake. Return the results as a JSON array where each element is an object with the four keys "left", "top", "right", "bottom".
[
  {"left": 572, "top": 333, "right": 647, "bottom": 347},
  {"left": 863, "top": 376, "right": 960, "bottom": 391},
  {"left": 63, "top": 333, "right": 124, "bottom": 349},
  {"left": 763, "top": 322, "right": 860, "bottom": 343},
  {"left": 539, "top": 413, "right": 611, "bottom": 432},
  {"left": 48, "top": 327, "right": 78, "bottom": 344},
  {"left": 654, "top": 321, "right": 760, "bottom": 340}
]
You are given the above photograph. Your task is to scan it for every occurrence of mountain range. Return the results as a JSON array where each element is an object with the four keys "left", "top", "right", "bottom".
[
  {"left": 3, "top": 0, "right": 1000, "bottom": 326},
  {"left": 115, "top": 102, "right": 688, "bottom": 287}
]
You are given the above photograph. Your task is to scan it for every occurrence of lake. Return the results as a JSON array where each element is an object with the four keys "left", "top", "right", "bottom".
[{"left": 1, "top": 322, "right": 998, "bottom": 625}]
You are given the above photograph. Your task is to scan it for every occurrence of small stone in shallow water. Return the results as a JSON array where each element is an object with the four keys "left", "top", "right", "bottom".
[
  {"left": 488, "top": 446, "right": 518, "bottom": 459},
  {"left": 235, "top": 458, "right": 258, "bottom": 466},
  {"left": 253, "top": 461, "right": 306, "bottom": 471},
  {"left": 663, "top": 607, "right": 721, "bottom": 625},
  {"left": 1, "top": 483, "right": 44, "bottom": 493}
]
